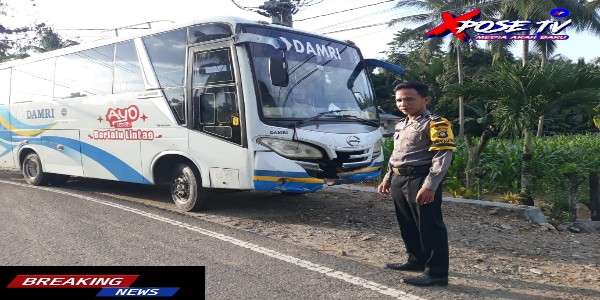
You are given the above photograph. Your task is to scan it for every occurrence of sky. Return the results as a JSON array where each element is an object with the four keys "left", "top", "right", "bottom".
[{"left": 2, "top": 0, "right": 600, "bottom": 62}]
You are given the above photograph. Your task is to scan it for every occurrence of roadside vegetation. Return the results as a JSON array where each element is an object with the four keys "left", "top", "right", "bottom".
[{"left": 376, "top": 0, "right": 600, "bottom": 222}]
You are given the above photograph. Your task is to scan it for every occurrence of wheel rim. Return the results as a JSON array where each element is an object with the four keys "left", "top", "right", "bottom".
[
  {"left": 23, "top": 157, "right": 39, "bottom": 180},
  {"left": 171, "top": 173, "right": 191, "bottom": 204}
]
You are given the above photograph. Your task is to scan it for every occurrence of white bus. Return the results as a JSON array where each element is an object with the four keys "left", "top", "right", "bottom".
[{"left": 0, "top": 17, "right": 403, "bottom": 211}]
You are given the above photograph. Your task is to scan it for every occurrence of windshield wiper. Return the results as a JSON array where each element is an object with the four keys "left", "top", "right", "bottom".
[
  {"left": 296, "top": 110, "right": 378, "bottom": 127},
  {"left": 334, "top": 114, "right": 380, "bottom": 127},
  {"left": 297, "top": 109, "right": 352, "bottom": 126},
  {"left": 290, "top": 109, "right": 378, "bottom": 140}
]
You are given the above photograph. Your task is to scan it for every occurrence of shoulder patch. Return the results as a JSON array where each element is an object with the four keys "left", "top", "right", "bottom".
[{"left": 428, "top": 117, "right": 456, "bottom": 152}]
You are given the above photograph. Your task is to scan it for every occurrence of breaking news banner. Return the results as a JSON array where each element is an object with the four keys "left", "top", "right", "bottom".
[{"left": 0, "top": 266, "right": 205, "bottom": 299}]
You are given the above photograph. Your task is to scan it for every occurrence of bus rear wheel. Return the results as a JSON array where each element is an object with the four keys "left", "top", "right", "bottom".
[
  {"left": 21, "top": 153, "right": 48, "bottom": 186},
  {"left": 170, "top": 164, "right": 206, "bottom": 211}
]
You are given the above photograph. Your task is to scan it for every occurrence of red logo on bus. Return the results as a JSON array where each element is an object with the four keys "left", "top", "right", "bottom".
[{"left": 106, "top": 105, "right": 141, "bottom": 128}]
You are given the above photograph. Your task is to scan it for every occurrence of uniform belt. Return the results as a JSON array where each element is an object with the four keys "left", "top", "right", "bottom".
[{"left": 391, "top": 164, "right": 431, "bottom": 176}]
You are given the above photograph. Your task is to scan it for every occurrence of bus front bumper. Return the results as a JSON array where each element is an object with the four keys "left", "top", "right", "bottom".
[{"left": 253, "top": 152, "right": 382, "bottom": 193}]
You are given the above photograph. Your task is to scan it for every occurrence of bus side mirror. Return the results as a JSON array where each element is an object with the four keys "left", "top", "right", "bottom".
[
  {"left": 269, "top": 50, "right": 289, "bottom": 87},
  {"left": 347, "top": 59, "right": 405, "bottom": 89}
]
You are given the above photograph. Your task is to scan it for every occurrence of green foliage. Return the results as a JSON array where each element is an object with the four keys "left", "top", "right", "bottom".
[
  {"left": 479, "top": 140, "right": 522, "bottom": 192},
  {"left": 377, "top": 0, "right": 600, "bottom": 219},
  {"left": 438, "top": 134, "right": 600, "bottom": 219},
  {"left": 380, "top": 138, "right": 394, "bottom": 180}
]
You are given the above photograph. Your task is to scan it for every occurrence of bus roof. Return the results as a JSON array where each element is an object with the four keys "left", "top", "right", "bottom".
[{"left": 0, "top": 16, "right": 352, "bottom": 69}]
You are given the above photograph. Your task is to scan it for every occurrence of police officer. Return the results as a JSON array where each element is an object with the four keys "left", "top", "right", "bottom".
[{"left": 377, "top": 82, "right": 455, "bottom": 287}]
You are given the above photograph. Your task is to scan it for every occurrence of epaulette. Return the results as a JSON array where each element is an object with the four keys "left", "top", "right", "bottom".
[{"left": 428, "top": 114, "right": 442, "bottom": 122}]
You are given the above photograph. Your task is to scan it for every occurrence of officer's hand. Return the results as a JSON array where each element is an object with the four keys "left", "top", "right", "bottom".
[
  {"left": 377, "top": 181, "right": 391, "bottom": 196},
  {"left": 416, "top": 187, "right": 434, "bottom": 205}
]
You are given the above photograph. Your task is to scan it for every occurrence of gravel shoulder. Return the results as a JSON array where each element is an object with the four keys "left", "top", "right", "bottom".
[{"left": 198, "top": 188, "right": 600, "bottom": 300}]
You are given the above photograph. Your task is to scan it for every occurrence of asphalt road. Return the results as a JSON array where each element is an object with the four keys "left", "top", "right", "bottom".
[{"left": 0, "top": 171, "right": 437, "bottom": 300}]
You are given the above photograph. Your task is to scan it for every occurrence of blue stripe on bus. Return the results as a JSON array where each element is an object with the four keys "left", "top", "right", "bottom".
[
  {"left": 0, "top": 130, "right": 12, "bottom": 142},
  {"left": 337, "top": 170, "right": 381, "bottom": 183},
  {"left": 371, "top": 161, "right": 383, "bottom": 167},
  {"left": 28, "top": 136, "right": 150, "bottom": 184},
  {"left": 254, "top": 170, "right": 312, "bottom": 178},
  {"left": 46, "top": 136, "right": 150, "bottom": 184},
  {"left": 254, "top": 180, "right": 324, "bottom": 193},
  {"left": 0, "top": 138, "right": 14, "bottom": 156}
]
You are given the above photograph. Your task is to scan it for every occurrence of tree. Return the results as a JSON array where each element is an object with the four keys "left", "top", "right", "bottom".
[
  {"left": 0, "top": 1, "right": 30, "bottom": 62},
  {"left": 491, "top": 0, "right": 600, "bottom": 136},
  {"left": 27, "top": 23, "right": 78, "bottom": 53},
  {"left": 389, "top": 0, "right": 498, "bottom": 139},
  {"left": 0, "top": 2, "right": 76, "bottom": 62},
  {"left": 488, "top": 62, "right": 600, "bottom": 205}
]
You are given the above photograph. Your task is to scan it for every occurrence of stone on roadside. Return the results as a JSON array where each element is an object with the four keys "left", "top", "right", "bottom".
[
  {"left": 539, "top": 223, "right": 556, "bottom": 231},
  {"left": 339, "top": 250, "right": 348, "bottom": 256},
  {"left": 567, "top": 225, "right": 582, "bottom": 233},
  {"left": 529, "top": 268, "right": 543, "bottom": 275},
  {"left": 360, "top": 234, "right": 376, "bottom": 241},
  {"left": 489, "top": 208, "right": 499, "bottom": 215},
  {"left": 572, "top": 221, "right": 600, "bottom": 233},
  {"left": 557, "top": 223, "right": 570, "bottom": 231},
  {"left": 576, "top": 203, "right": 591, "bottom": 221}
]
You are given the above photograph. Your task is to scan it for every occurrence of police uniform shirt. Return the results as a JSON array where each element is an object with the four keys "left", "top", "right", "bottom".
[{"left": 383, "top": 110, "right": 456, "bottom": 191}]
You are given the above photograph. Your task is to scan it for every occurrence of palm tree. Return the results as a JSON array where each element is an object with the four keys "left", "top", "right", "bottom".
[
  {"left": 489, "top": 0, "right": 600, "bottom": 136},
  {"left": 389, "top": 0, "right": 498, "bottom": 140},
  {"left": 489, "top": 61, "right": 600, "bottom": 205}
]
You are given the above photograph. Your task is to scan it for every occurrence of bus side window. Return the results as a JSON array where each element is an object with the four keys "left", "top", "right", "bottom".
[
  {"left": 191, "top": 48, "right": 240, "bottom": 144},
  {"left": 54, "top": 45, "right": 114, "bottom": 99},
  {"left": 143, "top": 29, "right": 187, "bottom": 124},
  {"left": 187, "top": 23, "right": 232, "bottom": 44},
  {"left": 194, "top": 87, "right": 236, "bottom": 140},
  {"left": 114, "top": 40, "right": 145, "bottom": 93},
  {"left": 12, "top": 58, "right": 55, "bottom": 103},
  {"left": 192, "top": 49, "right": 233, "bottom": 86}
]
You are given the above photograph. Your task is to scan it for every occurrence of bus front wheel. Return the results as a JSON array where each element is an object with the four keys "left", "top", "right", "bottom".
[
  {"left": 21, "top": 153, "right": 48, "bottom": 186},
  {"left": 170, "top": 164, "right": 206, "bottom": 211}
]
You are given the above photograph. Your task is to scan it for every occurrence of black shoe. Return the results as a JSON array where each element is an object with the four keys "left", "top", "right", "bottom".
[
  {"left": 403, "top": 274, "right": 448, "bottom": 287},
  {"left": 383, "top": 262, "right": 425, "bottom": 272}
]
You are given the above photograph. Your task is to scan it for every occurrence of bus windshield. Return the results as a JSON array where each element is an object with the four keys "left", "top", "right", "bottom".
[{"left": 242, "top": 25, "right": 377, "bottom": 122}]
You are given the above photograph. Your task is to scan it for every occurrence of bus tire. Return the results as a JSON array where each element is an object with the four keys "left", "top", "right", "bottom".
[
  {"left": 21, "top": 153, "right": 48, "bottom": 186},
  {"left": 170, "top": 163, "right": 206, "bottom": 211}
]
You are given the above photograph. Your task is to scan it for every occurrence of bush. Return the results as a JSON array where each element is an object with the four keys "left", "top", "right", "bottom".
[{"left": 380, "top": 133, "right": 600, "bottom": 220}]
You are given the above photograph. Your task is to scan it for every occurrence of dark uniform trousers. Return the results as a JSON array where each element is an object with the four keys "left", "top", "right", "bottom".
[{"left": 390, "top": 172, "right": 449, "bottom": 278}]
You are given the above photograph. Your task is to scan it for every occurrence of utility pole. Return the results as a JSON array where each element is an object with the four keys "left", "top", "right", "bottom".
[
  {"left": 258, "top": 0, "right": 298, "bottom": 27},
  {"left": 232, "top": 0, "right": 323, "bottom": 28}
]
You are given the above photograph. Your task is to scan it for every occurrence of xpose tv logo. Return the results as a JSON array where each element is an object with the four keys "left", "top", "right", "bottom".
[{"left": 426, "top": 8, "right": 573, "bottom": 41}]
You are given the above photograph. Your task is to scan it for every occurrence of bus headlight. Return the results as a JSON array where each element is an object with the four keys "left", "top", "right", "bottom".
[{"left": 257, "top": 138, "right": 323, "bottom": 160}]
